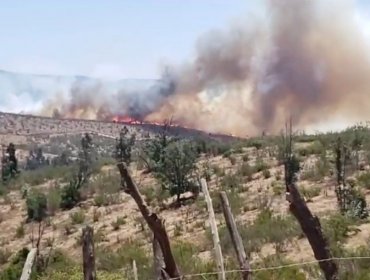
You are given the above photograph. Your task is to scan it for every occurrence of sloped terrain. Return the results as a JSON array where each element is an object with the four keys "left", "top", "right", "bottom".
[{"left": 1, "top": 120, "right": 370, "bottom": 279}]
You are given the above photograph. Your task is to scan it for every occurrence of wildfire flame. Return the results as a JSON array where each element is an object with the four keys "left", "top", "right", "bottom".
[
  {"left": 111, "top": 115, "right": 183, "bottom": 127},
  {"left": 111, "top": 115, "right": 142, "bottom": 124}
]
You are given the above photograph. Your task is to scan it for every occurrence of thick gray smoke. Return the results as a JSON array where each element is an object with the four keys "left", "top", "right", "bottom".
[{"left": 45, "top": 0, "right": 370, "bottom": 136}]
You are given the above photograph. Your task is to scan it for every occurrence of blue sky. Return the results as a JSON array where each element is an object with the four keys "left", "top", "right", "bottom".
[{"left": 0, "top": 0, "right": 367, "bottom": 79}]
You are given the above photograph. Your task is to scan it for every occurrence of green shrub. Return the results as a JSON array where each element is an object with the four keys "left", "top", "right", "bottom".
[
  {"left": 0, "top": 248, "right": 29, "bottom": 280},
  {"left": 15, "top": 223, "right": 25, "bottom": 239},
  {"left": 141, "top": 187, "right": 157, "bottom": 205},
  {"left": 242, "top": 154, "right": 249, "bottom": 162},
  {"left": 60, "top": 180, "right": 81, "bottom": 210},
  {"left": 254, "top": 255, "right": 307, "bottom": 280},
  {"left": 94, "top": 193, "right": 109, "bottom": 207},
  {"left": 238, "top": 163, "right": 253, "bottom": 180},
  {"left": 38, "top": 266, "right": 123, "bottom": 280},
  {"left": 322, "top": 214, "right": 356, "bottom": 244},
  {"left": 215, "top": 209, "right": 301, "bottom": 255},
  {"left": 111, "top": 216, "right": 126, "bottom": 231},
  {"left": 357, "top": 172, "right": 370, "bottom": 190},
  {"left": 221, "top": 174, "right": 241, "bottom": 190},
  {"left": 254, "top": 159, "right": 269, "bottom": 173},
  {"left": 26, "top": 190, "right": 47, "bottom": 222},
  {"left": 0, "top": 248, "right": 11, "bottom": 265},
  {"left": 297, "top": 141, "right": 325, "bottom": 156},
  {"left": 212, "top": 165, "right": 225, "bottom": 177},
  {"left": 262, "top": 169, "right": 271, "bottom": 179},
  {"left": 47, "top": 186, "right": 61, "bottom": 216},
  {"left": 172, "top": 241, "right": 216, "bottom": 276},
  {"left": 300, "top": 185, "right": 321, "bottom": 201},
  {"left": 271, "top": 181, "right": 285, "bottom": 196},
  {"left": 69, "top": 210, "right": 85, "bottom": 225},
  {"left": 96, "top": 240, "right": 151, "bottom": 278}
]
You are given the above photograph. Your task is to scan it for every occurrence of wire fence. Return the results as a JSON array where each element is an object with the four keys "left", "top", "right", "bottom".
[{"left": 167, "top": 256, "right": 370, "bottom": 279}]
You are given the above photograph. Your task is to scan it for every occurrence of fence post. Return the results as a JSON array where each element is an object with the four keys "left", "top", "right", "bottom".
[
  {"left": 133, "top": 259, "right": 138, "bottom": 280},
  {"left": 20, "top": 248, "right": 37, "bottom": 280},
  {"left": 220, "top": 191, "right": 250, "bottom": 280},
  {"left": 82, "top": 226, "right": 96, "bottom": 280},
  {"left": 201, "top": 178, "right": 225, "bottom": 280}
]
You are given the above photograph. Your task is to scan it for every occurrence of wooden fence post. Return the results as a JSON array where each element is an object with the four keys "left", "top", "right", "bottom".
[
  {"left": 82, "top": 226, "right": 96, "bottom": 280},
  {"left": 220, "top": 191, "right": 250, "bottom": 280},
  {"left": 201, "top": 178, "right": 225, "bottom": 280},
  {"left": 132, "top": 259, "right": 138, "bottom": 280},
  {"left": 20, "top": 248, "right": 37, "bottom": 280}
]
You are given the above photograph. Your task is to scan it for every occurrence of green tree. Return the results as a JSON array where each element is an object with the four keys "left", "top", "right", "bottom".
[
  {"left": 154, "top": 140, "right": 199, "bottom": 205},
  {"left": 142, "top": 120, "right": 177, "bottom": 172},
  {"left": 59, "top": 133, "right": 95, "bottom": 210},
  {"left": 1, "top": 143, "right": 19, "bottom": 182},
  {"left": 115, "top": 127, "right": 136, "bottom": 165},
  {"left": 26, "top": 190, "right": 47, "bottom": 222}
]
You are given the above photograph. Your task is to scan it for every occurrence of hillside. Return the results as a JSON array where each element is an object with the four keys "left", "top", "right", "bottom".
[{"left": 1, "top": 119, "right": 370, "bottom": 279}]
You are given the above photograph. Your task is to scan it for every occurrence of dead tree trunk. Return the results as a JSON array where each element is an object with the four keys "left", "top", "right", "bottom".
[
  {"left": 283, "top": 120, "right": 338, "bottom": 280},
  {"left": 220, "top": 191, "right": 250, "bottom": 280},
  {"left": 117, "top": 162, "right": 180, "bottom": 279},
  {"left": 153, "top": 236, "right": 170, "bottom": 280},
  {"left": 288, "top": 184, "right": 338, "bottom": 280},
  {"left": 201, "top": 179, "right": 225, "bottom": 280},
  {"left": 20, "top": 248, "right": 37, "bottom": 280},
  {"left": 82, "top": 226, "right": 96, "bottom": 280}
]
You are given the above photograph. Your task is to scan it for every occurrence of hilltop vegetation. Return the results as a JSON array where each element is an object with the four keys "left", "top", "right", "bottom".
[{"left": 2, "top": 122, "right": 370, "bottom": 279}]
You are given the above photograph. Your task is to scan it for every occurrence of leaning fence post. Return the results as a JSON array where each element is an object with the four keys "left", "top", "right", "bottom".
[
  {"left": 82, "top": 226, "right": 96, "bottom": 280},
  {"left": 220, "top": 191, "right": 250, "bottom": 280},
  {"left": 201, "top": 178, "right": 225, "bottom": 280},
  {"left": 20, "top": 248, "right": 37, "bottom": 280}
]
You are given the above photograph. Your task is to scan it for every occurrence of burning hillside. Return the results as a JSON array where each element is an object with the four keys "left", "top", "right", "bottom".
[{"left": 39, "top": 0, "right": 370, "bottom": 136}]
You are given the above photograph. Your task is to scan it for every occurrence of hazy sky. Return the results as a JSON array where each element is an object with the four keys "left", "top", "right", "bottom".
[{"left": 0, "top": 0, "right": 368, "bottom": 79}]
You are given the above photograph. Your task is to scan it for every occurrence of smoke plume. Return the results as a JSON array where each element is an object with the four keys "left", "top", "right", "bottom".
[{"left": 43, "top": 0, "right": 370, "bottom": 136}]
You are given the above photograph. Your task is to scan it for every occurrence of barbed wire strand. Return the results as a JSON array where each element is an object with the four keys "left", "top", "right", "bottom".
[{"left": 168, "top": 256, "right": 370, "bottom": 279}]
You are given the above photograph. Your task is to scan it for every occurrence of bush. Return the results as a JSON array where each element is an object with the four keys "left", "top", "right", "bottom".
[
  {"left": 357, "top": 172, "right": 370, "bottom": 190},
  {"left": 262, "top": 169, "right": 271, "bottom": 179},
  {"left": 69, "top": 210, "right": 85, "bottom": 225},
  {"left": 0, "top": 248, "right": 11, "bottom": 265},
  {"left": 254, "top": 158, "right": 269, "bottom": 173},
  {"left": 60, "top": 180, "right": 81, "bottom": 210},
  {"left": 229, "top": 156, "right": 237, "bottom": 165},
  {"left": 271, "top": 181, "right": 285, "bottom": 196},
  {"left": 26, "top": 190, "right": 47, "bottom": 222},
  {"left": 94, "top": 193, "right": 109, "bottom": 207},
  {"left": 322, "top": 214, "right": 356, "bottom": 244},
  {"left": 215, "top": 208, "right": 301, "bottom": 255},
  {"left": 242, "top": 154, "right": 249, "bottom": 162},
  {"left": 221, "top": 174, "right": 241, "bottom": 191},
  {"left": 15, "top": 223, "right": 25, "bottom": 238},
  {"left": 38, "top": 266, "right": 123, "bottom": 280},
  {"left": 0, "top": 248, "right": 29, "bottom": 280},
  {"left": 111, "top": 216, "right": 126, "bottom": 231},
  {"left": 254, "top": 255, "right": 307, "bottom": 280},
  {"left": 212, "top": 165, "right": 225, "bottom": 177},
  {"left": 300, "top": 185, "right": 321, "bottom": 201},
  {"left": 172, "top": 241, "right": 216, "bottom": 276},
  {"left": 47, "top": 186, "right": 61, "bottom": 216},
  {"left": 238, "top": 163, "right": 253, "bottom": 179},
  {"left": 297, "top": 141, "right": 325, "bottom": 156},
  {"left": 96, "top": 240, "right": 151, "bottom": 278}
]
